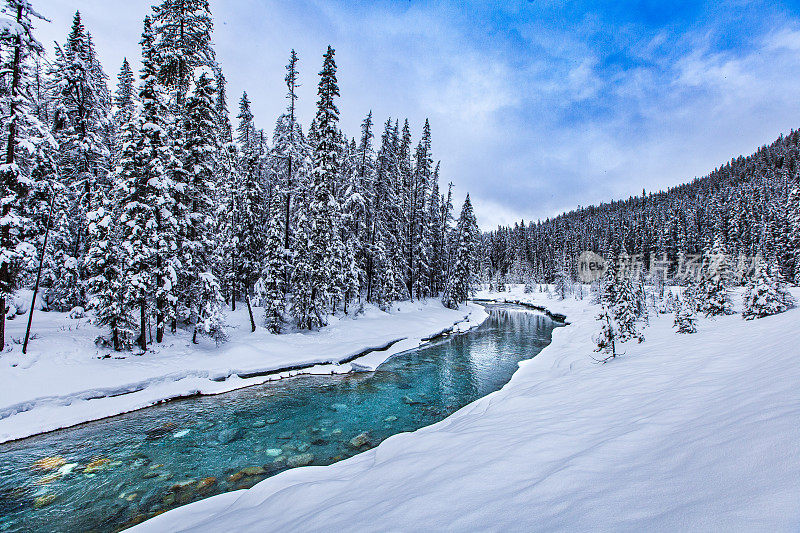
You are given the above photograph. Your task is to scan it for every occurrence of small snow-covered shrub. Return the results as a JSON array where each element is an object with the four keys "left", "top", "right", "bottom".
[
  {"left": 674, "top": 294, "right": 697, "bottom": 334},
  {"left": 13, "top": 296, "right": 27, "bottom": 315},
  {"left": 742, "top": 262, "right": 795, "bottom": 320},
  {"left": 69, "top": 306, "right": 86, "bottom": 319},
  {"left": 658, "top": 291, "right": 677, "bottom": 314}
]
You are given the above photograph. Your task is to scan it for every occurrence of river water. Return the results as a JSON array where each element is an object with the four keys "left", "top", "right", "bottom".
[{"left": 0, "top": 305, "right": 561, "bottom": 532}]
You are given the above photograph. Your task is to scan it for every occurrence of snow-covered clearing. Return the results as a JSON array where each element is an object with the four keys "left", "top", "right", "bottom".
[
  {"left": 0, "top": 295, "right": 487, "bottom": 443},
  {"left": 132, "top": 286, "right": 800, "bottom": 532}
]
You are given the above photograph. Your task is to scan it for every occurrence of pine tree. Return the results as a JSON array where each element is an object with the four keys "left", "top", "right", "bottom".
[
  {"left": 698, "top": 235, "right": 733, "bottom": 316},
  {"left": 261, "top": 188, "right": 287, "bottom": 333},
  {"left": 613, "top": 272, "right": 645, "bottom": 343},
  {"left": 742, "top": 259, "right": 795, "bottom": 320},
  {"left": 183, "top": 71, "right": 224, "bottom": 341},
  {"left": 674, "top": 291, "right": 697, "bottom": 333},
  {"left": 0, "top": 0, "right": 50, "bottom": 349},
  {"left": 151, "top": 0, "right": 215, "bottom": 102},
  {"left": 114, "top": 16, "right": 171, "bottom": 351},
  {"left": 234, "top": 92, "right": 264, "bottom": 331},
  {"left": 411, "top": 119, "right": 433, "bottom": 299},
  {"left": 114, "top": 58, "right": 135, "bottom": 127},
  {"left": 293, "top": 46, "right": 342, "bottom": 328},
  {"left": 593, "top": 305, "right": 618, "bottom": 360},
  {"left": 49, "top": 11, "right": 112, "bottom": 309},
  {"left": 443, "top": 195, "right": 478, "bottom": 309},
  {"left": 85, "top": 188, "right": 133, "bottom": 349},
  {"left": 787, "top": 184, "right": 800, "bottom": 284}
]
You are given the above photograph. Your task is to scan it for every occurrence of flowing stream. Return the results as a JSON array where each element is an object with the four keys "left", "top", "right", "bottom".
[{"left": 0, "top": 305, "right": 562, "bottom": 532}]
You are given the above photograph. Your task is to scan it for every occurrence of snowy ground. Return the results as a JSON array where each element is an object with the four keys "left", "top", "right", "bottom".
[
  {"left": 0, "top": 295, "right": 487, "bottom": 443},
  {"left": 131, "top": 285, "right": 800, "bottom": 532}
]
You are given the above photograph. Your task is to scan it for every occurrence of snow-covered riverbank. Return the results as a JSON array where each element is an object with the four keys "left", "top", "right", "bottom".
[
  {"left": 132, "top": 287, "right": 800, "bottom": 532},
  {"left": 0, "top": 298, "right": 488, "bottom": 443}
]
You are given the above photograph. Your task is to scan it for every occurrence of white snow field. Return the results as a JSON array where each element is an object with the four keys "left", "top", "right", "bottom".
[
  {"left": 131, "top": 287, "right": 800, "bottom": 532},
  {"left": 0, "top": 295, "right": 487, "bottom": 443}
]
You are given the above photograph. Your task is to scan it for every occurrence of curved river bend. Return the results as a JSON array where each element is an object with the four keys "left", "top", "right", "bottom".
[{"left": 0, "top": 305, "right": 562, "bottom": 532}]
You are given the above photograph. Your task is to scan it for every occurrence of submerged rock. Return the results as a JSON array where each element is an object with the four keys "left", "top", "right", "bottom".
[
  {"left": 228, "top": 466, "right": 265, "bottom": 483},
  {"left": 170, "top": 480, "right": 196, "bottom": 492},
  {"left": 384, "top": 415, "right": 398, "bottom": 422},
  {"left": 172, "top": 429, "right": 191, "bottom": 438},
  {"left": 84, "top": 458, "right": 111, "bottom": 473},
  {"left": 329, "top": 403, "right": 348, "bottom": 411},
  {"left": 195, "top": 477, "right": 217, "bottom": 494},
  {"left": 131, "top": 457, "right": 150, "bottom": 469},
  {"left": 402, "top": 395, "right": 421, "bottom": 405},
  {"left": 251, "top": 420, "right": 266, "bottom": 428},
  {"left": 217, "top": 427, "right": 246, "bottom": 444},
  {"left": 265, "top": 419, "right": 279, "bottom": 425},
  {"left": 35, "top": 473, "right": 61, "bottom": 485},
  {"left": 265, "top": 448, "right": 282, "bottom": 457},
  {"left": 32, "top": 457, "right": 66, "bottom": 471},
  {"left": 296, "top": 442, "right": 311, "bottom": 453},
  {"left": 33, "top": 494, "right": 57, "bottom": 509},
  {"left": 287, "top": 453, "right": 314, "bottom": 467},
  {"left": 145, "top": 422, "right": 176, "bottom": 440},
  {"left": 349, "top": 432, "right": 370, "bottom": 448},
  {"left": 310, "top": 438, "right": 329, "bottom": 446}
]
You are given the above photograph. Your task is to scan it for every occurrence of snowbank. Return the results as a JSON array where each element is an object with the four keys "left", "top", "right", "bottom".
[
  {"left": 0, "top": 298, "right": 488, "bottom": 443},
  {"left": 132, "top": 287, "right": 800, "bottom": 532}
]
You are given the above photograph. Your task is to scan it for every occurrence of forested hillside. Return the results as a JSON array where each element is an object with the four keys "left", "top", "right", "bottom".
[
  {"left": 484, "top": 130, "right": 800, "bottom": 285},
  {"left": 0, "top": 0, "right": 480, "bottom": 352}
]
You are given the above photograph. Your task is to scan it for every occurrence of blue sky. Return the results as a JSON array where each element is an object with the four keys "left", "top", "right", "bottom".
[{"left": 36, "top": 0, "right": 800, "bottom": 229}]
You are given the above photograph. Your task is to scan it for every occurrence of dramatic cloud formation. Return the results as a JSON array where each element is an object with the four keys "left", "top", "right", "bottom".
[{"left": 35, "top": 0, "right": 800, "bottom": 229}]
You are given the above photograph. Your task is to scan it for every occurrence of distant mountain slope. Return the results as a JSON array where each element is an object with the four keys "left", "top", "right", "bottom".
[{"left": 485, "top": 129, "right": 800, "bottom": 283}]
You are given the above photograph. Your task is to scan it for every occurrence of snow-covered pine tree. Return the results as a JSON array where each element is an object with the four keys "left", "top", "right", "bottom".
[
  {"left": 210, "top": 69, "right": 239, "bottom": 308},
  {"left": 425, "top": 168, "right": 444, "bottom": 295},
  {"left": 293, "top": 46, "right": 342, "bottom": 328},
  {"left": 673, "top": 289, "right": 697, "bottom": 333},
  {"left": 261, "top": 189, "right": 287, "bottom": 333},
  {"left": 0, "top": 0, "right": 50, "bottom": 349},
  {"left": 593, "top": 305, "right": 618, "bottom": 360},
  {"left": 274, "top": 50, "right": 305, "bottom": 253},
  {"left": 151, "top": 0, "right": 215, "bottom": 103},
  {"left": 787, "top": 183, "right": 800, "bottom": 284},
  {"left": 742, "top": 259, "right": 795, "bottom": 320},
  {"left": 554, "top": 256, "right": 570, "bottom": 300},
  {"left": 443, "top": 194, "right": 478, "bottom": 309},
  {"left": 49, "top": 11, "right": 112, "bottom": 309},
  {"left": 117, "top": 15, "right": 174, "bottom": 349},
  {"left": 600, "top": 256, "right": 644, "bottom": 344},
  {"left": 439, "top": 181, "right": 455, "bottom": 292},
  {"left": 613, "top": 272, "right": 645, "bottom": 343},
  {"left": 183, "top": 71, "right": 224, "bottom": 341},
  {"left": 397, "top": 119, "right": 413, "bottom": 295},
  {"left": 114, "top": 58, "right": 135, "bottom": 127},
  {"left": 660, "top": 290, "right": 677, "bottom": 314},
  {"left": 234, "top": 91, "right": 265, "bottom": 332},
  {"left": 411, "top": 119, "right": 433, "bottom": 299},
  {"left": 698, "top": 235, "right": 733, "bottom": 316},
  {"left": 85, "top": 187, "right": 133, "bottom": 350}
]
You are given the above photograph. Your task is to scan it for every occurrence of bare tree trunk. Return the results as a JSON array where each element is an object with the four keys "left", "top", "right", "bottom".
[
  {"left": 139, "top": 302, "right": 147, "bottom": 351},
  {"left": 156, "top": 251, "right": 163, "bottom": 343},
  {"left": 245, "top": 287, "right": 255, "bottom": 332}
]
